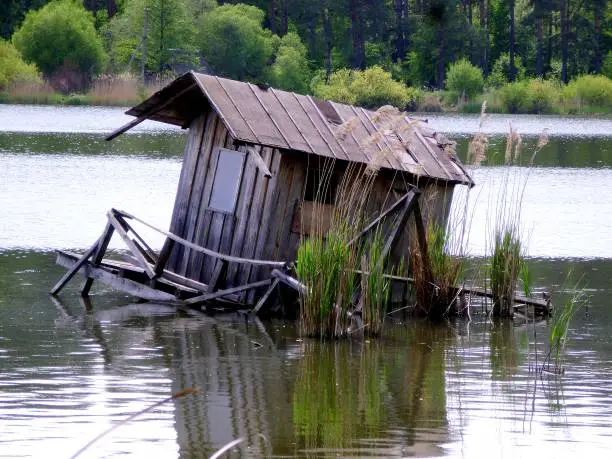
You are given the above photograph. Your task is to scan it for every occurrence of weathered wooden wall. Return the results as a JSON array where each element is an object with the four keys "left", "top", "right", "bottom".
[{"left": 164, "top": 112, "right": 458, "bottom": 305}]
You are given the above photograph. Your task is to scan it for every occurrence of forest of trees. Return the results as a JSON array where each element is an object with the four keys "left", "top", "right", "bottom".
[{"left": 0, "top": 0, "right": 610, "bottom": 111}]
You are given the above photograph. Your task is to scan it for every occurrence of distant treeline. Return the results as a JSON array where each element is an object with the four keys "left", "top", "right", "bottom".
[{"left": 0, "top": 0, "right": 610, "bottom": 112}]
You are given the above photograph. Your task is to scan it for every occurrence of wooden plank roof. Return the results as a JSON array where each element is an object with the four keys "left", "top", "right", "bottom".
[{"left": 123, "top": 71, "right": 473, "bottom": 186}]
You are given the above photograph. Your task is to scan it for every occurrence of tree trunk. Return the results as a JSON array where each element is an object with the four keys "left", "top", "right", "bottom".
[
  {"left": 535, "top": 0, "right": 543, "bottom": 77},
  {"left": 268, "top": 0, "right": 277, "bottom": 34},
  {"left": 349, "top": 0, "right": 366, "bottom": 69},
  {"left": 437, "top": 23, "right": 445, "bottom": 88},
  {"left": 280, "top": 0, "right": 288, "bottom": 35},
  {"left": 107, "top": 0, "right": 117, "bottom": 18},
  {"left": 594, "top": 0, "right": 602, "bottom": 73},
  {"left": 546, "top": 11, "right": 552, "bottom": 72},
  {"left": 393, "top": 0, "right": 407, "bottom": 61},
  {"left": 324, "top": 6, "right": 332, "bottom": 81},
  {"left": 560, "top": 0, "right": 569, "bottom": 83},
  {"left": 479, "top": 0, "right": 487, "bottom": 73},
  {"left": 508, "top": 0, "right": 516, "bottom": 81}
]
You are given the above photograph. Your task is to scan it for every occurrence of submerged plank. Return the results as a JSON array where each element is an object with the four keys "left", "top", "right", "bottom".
[
  {"left": 185, "top": 279, "right": 272, "bottom": 306},
  {"left": 56, "top": 252, "right": 178, "bottom": 302}
]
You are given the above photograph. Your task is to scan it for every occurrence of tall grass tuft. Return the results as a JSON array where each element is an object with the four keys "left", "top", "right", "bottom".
[
  {"left": 296, "top": 163, "right": 378, "bottom": 339},
  {"left": 543, "top": 274, "right": 588, "bottom": 373},
  {"left": 411, "top": 221, "right": 465, "bottom": 319},
  {"left": 360, "top": 230, "right": 392, "bottom": 335},
  {"left": 489, "top": 227, "right": 523, "bottom": 317}
]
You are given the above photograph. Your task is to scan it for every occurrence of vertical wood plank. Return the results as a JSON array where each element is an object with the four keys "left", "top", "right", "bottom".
[
  {"left": 178, "top": 114, "right": 219, "bottom": 274},
  {"left": 167, "top": 114, "right": 207, "bottom": 272},
  {"left": 81, "top": 222, "right": 115, "bottom": 296}
]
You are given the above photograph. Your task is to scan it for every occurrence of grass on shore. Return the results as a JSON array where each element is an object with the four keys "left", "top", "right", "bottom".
[{"left": 0, "top": 74, "right": 172, "bottom": 107}]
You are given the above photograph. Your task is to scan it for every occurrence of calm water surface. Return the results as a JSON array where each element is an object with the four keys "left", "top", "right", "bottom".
[{"left": 1, "top": 105, "right": 611, "bottom": 458}]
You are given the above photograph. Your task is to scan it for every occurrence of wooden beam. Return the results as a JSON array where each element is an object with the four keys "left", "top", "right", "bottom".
[
  {"left": 107, "top": 211, "right": 156, "bottom": 278},
  {"left": 105, "top": 83, "right": 197, "bottom": 141},
  {"left": 207, "top": 260, "right": 227, "bottom": 292},
  {"left": 184, "top": 279, "right": 272, "bottom": 306},
  {"left": 270, "top": 269, "right": 306, "bottom": 294},
  {"left": 114, "top": 209, "right": 286, "bottom": 267},
  {"left": 154, "top": 239, "right": 175, "bottom": 277},
  {"left": 81, "top": 222, "right": 115, "bottom": 296},
  {"left": 348, "top": 190, "right": 416, "bottom": 246},
  {"left": 379, "top": 191, "right": 418, "bottom": 265},
  {"left": 50, "top": 242, "right": 98, "bottom": 295},
  {"left": 412, "top": 199, "right": 433, "bottom": 280},
  {"left": 56, "top": 252, "right": 178, "bottom": 302},
  {"left": 247, "top": 146, "right": 272, "bottom": 177},
  {"left": 252, "top": 278, "right": 280, "bottom": 315}
]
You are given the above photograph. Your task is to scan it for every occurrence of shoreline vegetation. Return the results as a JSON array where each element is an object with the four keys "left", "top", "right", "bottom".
[
  {"left": 1, "top": 72, "right": 610, "bottom": 115},
  {"left": 1, "top": 1, "right": 610, "bottom": 115}
]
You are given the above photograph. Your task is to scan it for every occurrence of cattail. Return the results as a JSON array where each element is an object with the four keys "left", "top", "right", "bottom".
[
  {"left": 513, "top": 132, "right": 522, "bottom": 162},
  {"left": 335, "top": 116, "right": 358, "bottom": 140},
  {"left": 478, "top": 100, "right": 489, "bottom": 130},
  {"left": 468, "top": 133, "right": 489, "bottom": 165},
  {"left": 531, "top": 128, "right": 550, "bottom": 164},
  {"left": 505, "top": 122, "right": 515, "bottom": 164}
]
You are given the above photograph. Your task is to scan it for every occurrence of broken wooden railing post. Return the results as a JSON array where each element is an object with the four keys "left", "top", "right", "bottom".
[
  {"left": 81, "top": 221, "right": 115, "bottom": 297},
  {"left": 50, "top": 241, "right": 99, "bottom": 296}
]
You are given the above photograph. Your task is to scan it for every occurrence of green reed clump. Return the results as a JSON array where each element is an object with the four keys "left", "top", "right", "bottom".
[
  {"left": 296, "top": 227, "right": 356, "bottom": 339},
  {"left": 412, "top": 222, "right": 464, "bottom": 319},
  {"left": 489, "top": 228, "right": 523, "bottom": 317},
  {"left": 543, "top": 275, "right": 588, "bottom": 373},
  {"left": 360, "top": 230, "right": 392, "bottom": 335}
]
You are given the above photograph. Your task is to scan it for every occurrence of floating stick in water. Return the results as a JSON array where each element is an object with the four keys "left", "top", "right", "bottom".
[{"left": 70, "top": 388, "right": 198, "bottom": 459}]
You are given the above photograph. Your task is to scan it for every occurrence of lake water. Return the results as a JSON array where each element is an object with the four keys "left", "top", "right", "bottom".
[{"left": 1, "top": 104, "right": 611, "bottom": 458}]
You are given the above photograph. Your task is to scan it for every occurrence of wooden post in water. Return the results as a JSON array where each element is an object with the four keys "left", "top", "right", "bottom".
[{"left": 81, "top": 221, "right": 115, "bottom": 297}]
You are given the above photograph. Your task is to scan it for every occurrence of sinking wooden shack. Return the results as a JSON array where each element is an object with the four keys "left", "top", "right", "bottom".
[{"left": 52, "top": 71, "right": 477, "bottom": 312}]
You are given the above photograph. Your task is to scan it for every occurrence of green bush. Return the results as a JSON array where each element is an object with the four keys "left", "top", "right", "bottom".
[
  {"left": 525, "top": 78, "right": 560, "bottom": 113},
  {"left": 445, "top": 58, "right": 484, "bottom": 101},
  {"left": 0, "top": 39, "right": 41, "bottom": 90},
  {"left": 496, "top": 81, "right": 529, "bottom": 113},
  {"left": 494, "top": 78, "right": 560, "bottom": 114},
  {"left": 12, "top": 0, "right": 107, "bottom": 78},
  {"left": 267, "top": 32, "right": 311, "bottom": 93},
  {"left": 312, "top": 66, "right": 420, "bottom": 109},
  {"left": 563, "top": 75, "right": 612, "bottom": 108},
  {"left": 488, "top": 53, "right": 526, "bottom": 88},
  {"left": 198, "top": 3, "right": 277, "bottom": 81}
]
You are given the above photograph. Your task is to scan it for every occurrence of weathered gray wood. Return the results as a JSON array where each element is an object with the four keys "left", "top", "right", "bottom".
[
  {"left": 107, "top": 211, "right": 156, "bottom": 278},
  {"left": 412, "top": 199, "right": 432, "bottom": 281},
  {"left": 50, "top": 242, "right": 98, "bottom": 295},
  {"left": 278, "top": 161, "right": 306, "bottom": 261},
  {"left": 81, "top": 222, "right": 115, "bottom": 296},
  {"left": 377, "top": 191, "right": 418, "bottom": 270},
  {"left": 160, "top": 270, "right": 208, "bottom": 293},
  {"left": 180, "top": 113, "right": 222, "bottom": 275},
  {"left": 226, "top": 145, "right": 259, "bottom": 288},
  {"left": 207, "top": 259, "right": 227, "bottom": 293},
  {"left": 237, "top": 147, "right": 278, "bottom": 288},
  {"left": 105, "top": 83, "right": 197, "bottom": 140},
  {"left": 114, "top": 209, "right": 286, "bottom": 266},
  {"left": 247, "top": 146, "right": 272, "bottom": 177},
  {"left": 248, "top": 150, "right": 288, "bottom": 302},
  {"left": 168, "top": 114, "right": 207, "bottom": 271},
  {"left": 57, "top": 252, "right": 178, "bottom": 302},
  {"left": 200, "top": 210, "right": 225, "bottom": 281},
  {"left": 270, "top": 269, "right": 306, "bottom": 294},
  {"left": 184, "top": 279, "right": 272, "bottom": 306},
  {"left": 348, "top": 191, "right": 412, "bottom": 246},
  {"left": 252, "top": 278, "right": 280, "bottom": 315},
  {"left": 155, "top": 239, "right": 175, "bottom": 276}
]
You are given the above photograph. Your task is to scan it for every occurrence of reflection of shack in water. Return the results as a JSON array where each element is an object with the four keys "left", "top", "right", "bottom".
[
  {"left": 168, "top": 318, "right": 453, "bottom": 457},
  {"left": 64, "top": 300, "right": 454, "bottom": 457}
]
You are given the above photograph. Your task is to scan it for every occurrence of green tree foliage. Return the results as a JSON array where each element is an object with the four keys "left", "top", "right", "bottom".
[
  {"left": 312, "top": 66, "right": 420, "bottom": 109},
  {"left": 12, "top": 0, "right": 107, "bottom": 78},
  {"left": 445, "top": 58, "right": 485, "bottom": 100},
  {"left": 107, "top": 0, "right": 197, "bottom": 74},
  {"left": 0, "top": 39, "right": 41, "bottom": 90},
  {"left": 488, "top": 52, "right": 527, "bottom": 88},
  {"left": 267, "top": 32, "right": 311, "bottom": 93},
  {"left": 198, "top": 4, "right": 277, "bottom": 81}
]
